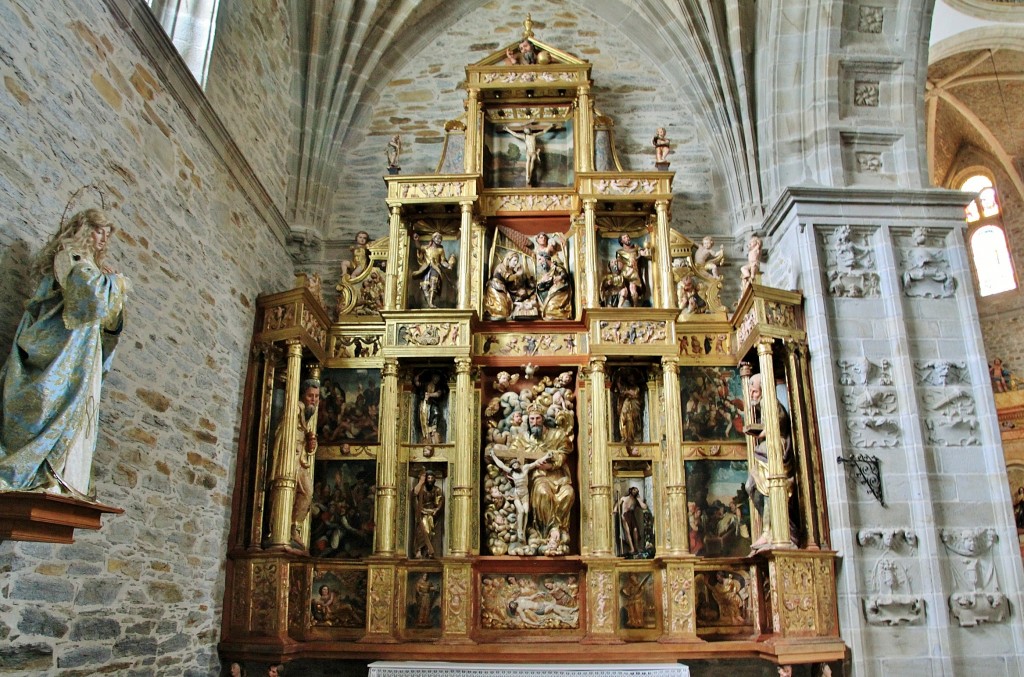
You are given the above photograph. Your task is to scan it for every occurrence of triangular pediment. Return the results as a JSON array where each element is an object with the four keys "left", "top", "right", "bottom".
[{"left": 471, "top": 15, "right": 588, "bottom": 68}]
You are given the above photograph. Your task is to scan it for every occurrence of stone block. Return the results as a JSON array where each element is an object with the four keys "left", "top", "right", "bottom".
[
  {"left": 69, "top": 615, "right": 121, "bottom": 641},
  {"left": 58, "top": 645, "right": 113, "bottom": 669}
]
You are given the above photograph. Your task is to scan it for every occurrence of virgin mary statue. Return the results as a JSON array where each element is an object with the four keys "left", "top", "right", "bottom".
[{"left": 0, "top": 208, "right": 130, "bottom": 498}]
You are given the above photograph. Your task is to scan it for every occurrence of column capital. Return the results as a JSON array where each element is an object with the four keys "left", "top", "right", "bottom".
[
  {"left": 587, "top": 355, "right": 608, "bottom": 374},
  {"left": 660, "top": 355, "right": 680, "bottom": 373},
  {"left": 382, "top": 358, "right": 399, "bottom": 377},
  {"left": 756, "top": 336, "right": 776, "bottom": 354},
  {"left": 455, "top": 357, "right": 473, "bottom": 374}
]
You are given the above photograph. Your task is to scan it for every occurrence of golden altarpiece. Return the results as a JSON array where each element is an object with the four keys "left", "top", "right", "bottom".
[{"left": 221, "top": 24, "right": 845, "bottom": 671}]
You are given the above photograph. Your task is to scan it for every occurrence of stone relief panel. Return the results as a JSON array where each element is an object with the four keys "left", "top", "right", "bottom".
[
  {"left": 922, "top": 389, "right": 980, "bottom": 447},
  {"left": 939, "top": 528, "right": 1008, "bottom": 627},
  {"left": 898, "top": 227, "right": 957, "bottom": 299},
  {"left": 857, "top": 528, "right": 924, "bottom": 626},
  {"left": 837, "top": 358, "right": 899, "bottom": 448},
  {"left": 821, "top": 225, "right": 880, "bottom": 298},
  {"left": 915, "top": 360, "right": 968, "bottom": 387}
]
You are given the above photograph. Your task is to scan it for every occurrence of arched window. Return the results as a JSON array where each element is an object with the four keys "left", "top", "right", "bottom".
[
  {"left": 960, "top": 173, "right": 1018, "bottom": 296},
  {"left": 146, "top": 0, "right": 221, "bottom": 88}
]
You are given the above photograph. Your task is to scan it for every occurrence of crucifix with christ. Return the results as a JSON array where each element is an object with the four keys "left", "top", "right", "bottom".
[{"left": 500, "top": 120, "right": 562, "bottom": 187}]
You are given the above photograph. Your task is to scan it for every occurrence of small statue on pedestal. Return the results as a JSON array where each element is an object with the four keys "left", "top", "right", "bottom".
[
  {"left": 741, "top": 235, "right": 763, "bottom": 290},
  {"left": 653, "top": 127, "right": 671, "bottom": 169},
  {"left": 386, "top": 134, "right": 402, "bottom": 174}
]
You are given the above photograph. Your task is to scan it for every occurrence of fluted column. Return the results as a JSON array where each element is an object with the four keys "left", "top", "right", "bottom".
[
  {"left": 661, "top": 356, "right": 689, "bottom": 555},
  {"left": 464, "top": 87, "right": 481, "bottom": 174},
  {"left": 576, "top": 83, "right": 594, "bottom": 173},
  {"left": 384, "top": 205, "right": 402, "bottom": 311},
  {"left": 458, "top": 202, "right": 473, "bottom": 310},
  {"left": 450, "top": 358, "right": 474, "bottom": 556},
  {"left": 654, "top": 199, "right": 674, "bottom": 308},
  {"left": 266, "top": 340, "right": 303, "bottom": 548},
  {"left": 756, "top": 338, "right": 793, "bottom": 549},
  {"left": 786, "top": 340, "right": 826, "bottom": 549},
  {"left": 587, "top": 356, "right": 612, "bottom": 555},
  {"left": 373, "top": 358, "right": 401, "bottom": 556},
  {"left": 583, "top": 199, "right": 599, "bottom": 307}
]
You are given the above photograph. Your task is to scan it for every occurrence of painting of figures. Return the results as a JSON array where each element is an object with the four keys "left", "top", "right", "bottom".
[
  {"left": 685, "top": 460, "right": 752, "bottom": 557},
  {"left": 317, "top": 368, "right": 380, "bottom": 445},
  {"left": 309, "top": 460, "right": 375, "bottom": 559},
  {"left": 680, "top": 366, "right": 745, "bottom": 441},
  {"left": 309, "top": 568, "right": 367, "bottom": 628}
]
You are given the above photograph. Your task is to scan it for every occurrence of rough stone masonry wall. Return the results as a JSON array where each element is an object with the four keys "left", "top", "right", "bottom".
[
  {"left": 204, "top": 0, "right": 296, "bottom": 216},
  {"left": 0, "top": 1, "right": 294, "bottom": 674},
  {"left": 327, "top": 0, "right": 718, "bottom": 244}
]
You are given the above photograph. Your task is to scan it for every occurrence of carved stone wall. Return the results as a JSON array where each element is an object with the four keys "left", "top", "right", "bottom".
[{"left": 766, "top": 188, "right": 1024, "bottom": 677}]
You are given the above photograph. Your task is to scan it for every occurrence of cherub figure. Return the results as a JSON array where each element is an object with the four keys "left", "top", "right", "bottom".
[
  {"left": 339, "top": 230, "right": 370, "bottom": 279},
  {"left": 741, "top": 235, "right": 763, "bottom": 289},
  {"left": 653, "top": 127, "right": 670, "bottom": 164},
  {"left": 694, "top": 235, "right": 725, "bottom": 278}
]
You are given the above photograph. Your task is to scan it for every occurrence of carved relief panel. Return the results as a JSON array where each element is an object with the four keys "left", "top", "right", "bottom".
[
  {"left": 939, "top": 528, "right": 1008, "bottom": 626},
  {"left": 837, "top": 358, "right": 900, "bottom": 449},
  {"left": 857, "top": 529, "right": 923, "bottom": 626},
  {"left": 821, "top": 225, "right": 880, "bottom": 298}
]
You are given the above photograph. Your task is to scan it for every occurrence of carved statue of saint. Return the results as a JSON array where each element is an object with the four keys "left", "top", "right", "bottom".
[
  {"left": 412, "top": 468, "right": 444, "bottom": 558},
  {"left": 743, "top": 373, "right": 795, "bottom": 552},
  {"left": 536, "top": 256, "right": 573, "bottom": 320},
  {"left": 0, "top": 208, "right": 130, "bottom": 498},
  {"left": 411, "top": 232, "right": 457, "bottom": 308},
  {"left": 269, "top": 379, "right": 320, "bottom": 546},
  {"left": 613, "top": 369, "right": 644, "bottom": 446},
  {"left": 602, "top": 234, "right": 649, "bottom": 307},
  {"left": 386, "top": 134, "right": 402, "bottom": 169},
  {"left": 414, "top": 370, "right": 447, "bottom": 444}
]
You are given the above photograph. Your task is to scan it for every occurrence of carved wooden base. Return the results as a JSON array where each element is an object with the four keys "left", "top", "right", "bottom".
[{"left": 0, "top": 491, "right": 123, "bottom": 544}]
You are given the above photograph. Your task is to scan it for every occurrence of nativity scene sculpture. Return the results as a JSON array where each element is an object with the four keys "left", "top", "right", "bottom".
[{"left": 0, "top": 207, "right": 130, "bottom": 499}]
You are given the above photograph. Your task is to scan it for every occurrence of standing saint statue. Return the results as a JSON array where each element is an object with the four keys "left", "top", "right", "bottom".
[
  {"left": 414, "top": 370, "right": 447, "bottom": 444},
  {"left": 411, "top": 232, "right": 457, "bottom": 309},
  {"left": 0, "top": 208, "right": 130, "bottom": 498},
  {"left": 412, "top": 468, "right": 444, "bottom": 559},
  {"left": 269, "top": 378, "right": 320, "bottom": 547}
]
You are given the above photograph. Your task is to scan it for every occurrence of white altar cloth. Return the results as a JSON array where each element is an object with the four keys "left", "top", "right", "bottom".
[{"left": 368, "top": 662, "right": 690, "bottom": 677}]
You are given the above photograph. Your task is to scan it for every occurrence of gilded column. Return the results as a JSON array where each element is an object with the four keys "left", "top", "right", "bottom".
[
  {"left": 450, "top": 357, "right": 474, "bottom": 556},
  {"left": 583, "top": 199, "right": 599, "bottom": 307},
  {"left": 587, "top": 356, "right": 612, "bottom": 556},
  {"left": 576, "top": 83, "right": 594, "bottom": 173},
  {"left": 373, "top": 358, "right": 401, "bottom": 556},
  {"left": 266, "top": 340, "right": 304, "bottom": 548},
  {"left": 457, "top": 202, "right": 473, "bottom": 310},
  {"left": 384, "top": 205, "right": 403, "bottom": 311},
  {"left": 661, "top": 356, "right": 689, "bottom": 556},
  {"left": 787, "top": 340, "right": 826, "bottom": 549},
  {"left": 464, "top": 87, "right": 481, "bottom": 174},
  {"left": 654, "top": 200, "right": 674, "bottom": 309},
  {"left": 755, "top": 338, "right": 793, "bottom": 549}
]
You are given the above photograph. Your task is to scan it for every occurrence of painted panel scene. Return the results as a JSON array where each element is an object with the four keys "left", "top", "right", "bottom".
[
  {"left": 310, "top": 460, "right": 375, "bottom": 559},
  {"left": 484, "top": 120, "right": 574, "bottom": 188},
  {"left": 685, "top": 460, "right": 752, "bottom": 557},
  {"left": 405, "top": 571, "right": 443, "bottom": 632},
  {"left": 310, "top": 569, "right": 367, "bottom": 628},
  {"left": 480, "top": 573, "right": 580, "bottom": 630},
  {"left": 680, "top": 366, "right": 745, "bottom": 441},
  {"left": 317, "top": 368, "right": 381, "bottom": 445},
  {"left": 618, "top": 572, "right": 656, "bottom": 629},
  {"left": 695, "top": 570, "right": 754, "bottom": 630}
]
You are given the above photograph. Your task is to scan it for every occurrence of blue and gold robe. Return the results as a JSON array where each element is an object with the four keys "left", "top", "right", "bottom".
[{"left": 0, "top": 254, "right": 127, "bottom": 493}]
